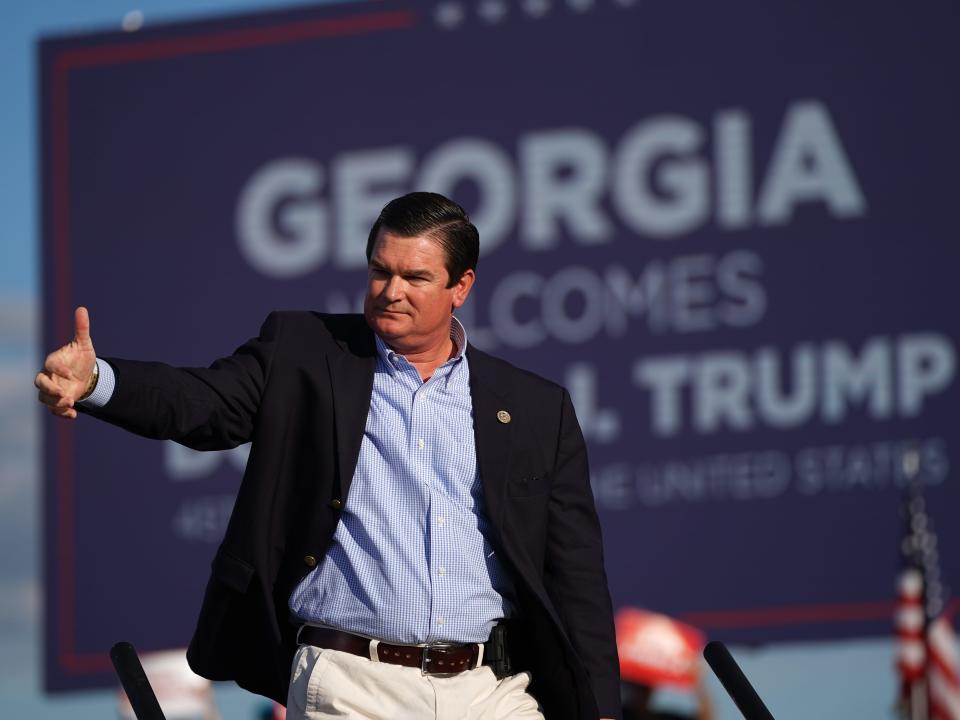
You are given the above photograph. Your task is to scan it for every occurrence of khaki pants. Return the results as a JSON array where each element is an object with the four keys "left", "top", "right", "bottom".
[{"left": 286, "top": 645, "right": 545, "bottom": 720}]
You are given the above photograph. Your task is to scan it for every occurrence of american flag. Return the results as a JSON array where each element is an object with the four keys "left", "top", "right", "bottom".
[{"left": 895, "top": 450, "right": 960, "bottom": 720}]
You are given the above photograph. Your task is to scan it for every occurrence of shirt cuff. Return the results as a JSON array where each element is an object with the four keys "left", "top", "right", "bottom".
[{"left": 78, "top": 358, "right": 116, "bottom": 409}]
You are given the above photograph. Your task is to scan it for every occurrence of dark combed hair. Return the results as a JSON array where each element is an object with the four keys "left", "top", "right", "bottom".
[{"left": 366, "top": 192, "right": 480, "bottom": 287}]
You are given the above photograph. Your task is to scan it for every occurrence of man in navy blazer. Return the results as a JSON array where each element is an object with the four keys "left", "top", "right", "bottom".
[{"left": 36, "top": 193, "right": 621, "bottom": 719}]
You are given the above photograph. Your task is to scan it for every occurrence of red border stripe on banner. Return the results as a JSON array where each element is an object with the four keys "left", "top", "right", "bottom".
[{"left": 58, "top": 10, "right": 416, "bottom": 70}]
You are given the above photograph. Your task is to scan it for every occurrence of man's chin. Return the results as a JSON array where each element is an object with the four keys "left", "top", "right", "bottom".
[{"left": 368, "top": 314, "right": 408, "bottom": 338}]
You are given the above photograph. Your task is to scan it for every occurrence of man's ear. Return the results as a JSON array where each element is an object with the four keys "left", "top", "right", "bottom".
[{"left": 451, "top": 269, "right": 476, "bottom": 308}]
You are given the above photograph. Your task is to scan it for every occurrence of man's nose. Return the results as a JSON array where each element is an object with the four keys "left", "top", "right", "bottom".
[{"left": 384, "top": 275, "right": 404, "bottom": 300}]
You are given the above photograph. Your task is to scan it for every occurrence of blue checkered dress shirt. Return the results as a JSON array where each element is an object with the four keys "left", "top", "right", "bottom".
[{"left": 288, "top": 317, "right": 515, "bottom": 644}]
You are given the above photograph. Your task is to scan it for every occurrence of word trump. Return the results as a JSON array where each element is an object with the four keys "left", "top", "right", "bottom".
[{"left": 634, "top": 334, "right": 955, "bottom": 436}]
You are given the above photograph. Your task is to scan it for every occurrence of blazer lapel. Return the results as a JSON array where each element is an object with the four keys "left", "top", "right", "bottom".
[
  {"left": 467, "top": 345, "right": 513, "bottom": 536},
  {"left": 327, "top": 322, "right": 377, "bottom": 503}
]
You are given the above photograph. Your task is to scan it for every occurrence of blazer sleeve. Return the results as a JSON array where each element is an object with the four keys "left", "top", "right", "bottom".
[
  {"left": 544, "top": 388, "right": 622, "bottom": 719},
  {"left": 80, "top": 312, "right": 281, "bottom": 450}
]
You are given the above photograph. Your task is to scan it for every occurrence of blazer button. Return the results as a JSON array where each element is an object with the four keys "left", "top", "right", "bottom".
[
  {"left": 303, "top": 555, "right": 317, "bottom": 568},
  {"left": 329, "top": 498, "right": 343, "bottom": 510}
]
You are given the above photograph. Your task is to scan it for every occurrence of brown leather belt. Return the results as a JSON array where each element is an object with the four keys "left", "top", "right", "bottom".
[{"left": 297, "top": 626, "right": 486, "bottom": 676}]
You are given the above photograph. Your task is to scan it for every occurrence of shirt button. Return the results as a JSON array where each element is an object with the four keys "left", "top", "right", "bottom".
[
  {"left": 436, "top": 617, "right": 444, "bottom": 626},
  {"left": 438, "top": 517, "right": 445, "bottom": 526},
  {"left": 438, "top": 567, "right": 446, "bottom": 576},
  {"left": 418, "top": 438, "right": 425, "bottom": 449}
]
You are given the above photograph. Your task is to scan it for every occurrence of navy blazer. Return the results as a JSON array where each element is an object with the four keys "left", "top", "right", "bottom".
[{"left": 88, "top": 312, "right": 621, "bottom": 719}]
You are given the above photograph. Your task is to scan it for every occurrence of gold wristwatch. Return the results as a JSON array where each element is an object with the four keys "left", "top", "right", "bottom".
[{"left": 79, "top": 361, "right": 99, "bottom": 401}]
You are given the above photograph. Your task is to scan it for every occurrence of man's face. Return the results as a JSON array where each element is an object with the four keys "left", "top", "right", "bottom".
[{"left": 363, "top": 229, "right": 475, "bottom": 353}]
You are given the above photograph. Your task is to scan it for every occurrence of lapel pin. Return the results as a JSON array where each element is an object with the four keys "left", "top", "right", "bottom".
[{"left": 497, "top": 410, "right": 512, "bottom": 424}]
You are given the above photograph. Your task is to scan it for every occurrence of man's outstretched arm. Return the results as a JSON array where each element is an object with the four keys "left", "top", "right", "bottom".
[{"left": 36, "top": 306, "right": 278, "bottom": 450}]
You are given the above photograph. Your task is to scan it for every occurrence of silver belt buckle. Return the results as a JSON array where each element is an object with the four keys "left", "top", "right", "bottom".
[{"left": 421, "top": 642, "right": 459, "bottom": 676}]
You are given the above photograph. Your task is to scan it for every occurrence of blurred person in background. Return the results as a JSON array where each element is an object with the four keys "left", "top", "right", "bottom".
[
  {"left": 616, "top": 608, "right": 713, "bottom": 720},
  {"left": 36, "top": 192, "right": 621, "bottom": 720}
]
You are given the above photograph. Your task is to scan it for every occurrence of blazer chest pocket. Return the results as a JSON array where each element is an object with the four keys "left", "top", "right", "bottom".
[
  {"left": 508, "top": 474, "right": 548, "bottom": 498},
  {"left": 212, "top": 549, "right": 255, "bottom": 594}
]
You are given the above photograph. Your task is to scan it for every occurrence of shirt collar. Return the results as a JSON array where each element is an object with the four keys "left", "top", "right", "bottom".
[{"left": 375, "top": 315, "right": 469, "bottom": 370}]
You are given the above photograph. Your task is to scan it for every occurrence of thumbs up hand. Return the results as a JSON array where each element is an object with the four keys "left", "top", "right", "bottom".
[{"left": 36, "top": 307, "right": 98, "bottom": 419}]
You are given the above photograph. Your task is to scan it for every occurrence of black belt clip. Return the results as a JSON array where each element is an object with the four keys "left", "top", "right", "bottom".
[{"left": 485, "top": 622, "right": 513, "bottom": 679}]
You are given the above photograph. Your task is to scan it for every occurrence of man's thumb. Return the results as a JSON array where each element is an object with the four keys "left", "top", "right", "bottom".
[{"left": 74, "top": 306, "right": 92, "bottom": 345}]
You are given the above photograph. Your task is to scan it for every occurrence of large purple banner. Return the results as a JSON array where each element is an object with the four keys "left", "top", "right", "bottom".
[{"left": 42, "top": 0, "right": 960, "bottom": 691}]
